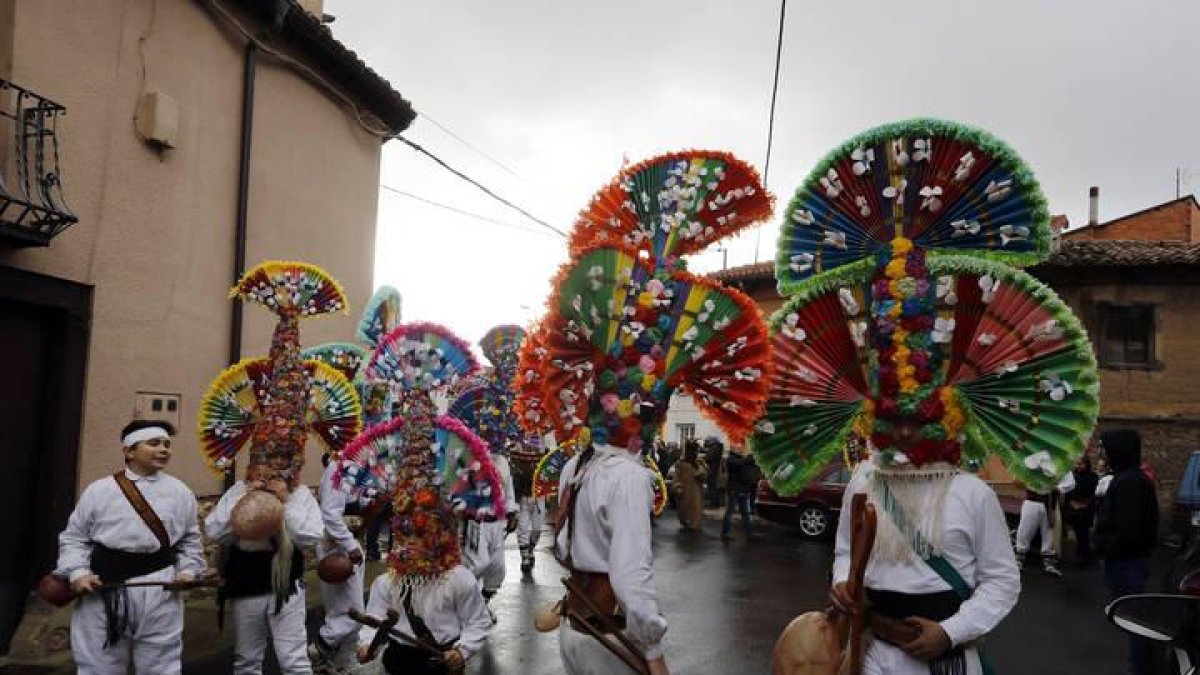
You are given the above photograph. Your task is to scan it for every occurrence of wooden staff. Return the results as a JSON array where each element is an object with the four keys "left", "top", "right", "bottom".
[
  {"left": 561, "top": 576, "right": 651, "bottom": 675},
  {"left": 835, "top": 493, "right": 877, "bottom": 675},
  {"left": 348, "top": 608, "right": 445, "bottom": 660}
]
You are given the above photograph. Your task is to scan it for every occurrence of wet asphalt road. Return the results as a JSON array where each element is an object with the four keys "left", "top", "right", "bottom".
[{"left": 185, "top": 513, "right": 1151, "bottom": 675}]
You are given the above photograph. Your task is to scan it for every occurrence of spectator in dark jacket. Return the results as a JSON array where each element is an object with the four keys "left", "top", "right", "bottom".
[
  {"left": 1062, "top": 455, "right": 1099, "bottom": 566},
  {"left": 721, "top": 446, "right": 761, "bottom": 541},
  {"left": 703, "top": 438, "right": 725, "bottom": 509},
  {"left": 1094, "top": 429, "right": 1159, "bottom": 675}
]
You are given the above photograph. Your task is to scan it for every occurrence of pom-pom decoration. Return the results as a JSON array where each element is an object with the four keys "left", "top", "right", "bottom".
[
  {"left": 198, "top": 358, "right": 362, "bottom": 474},
  {"left": 365, "top": 322, "right": 480, "bottom": 399},
  {"left": 513, "top": 321, "right": 555, "bottom": 437},
  {"left": 231, "top": 260, "right": 348, "bottom": 318},
  {"left": 357, "top": 285, "right": 402, "bottom": 348},
  {"left": 644, "top": 455, "right": 668, "bottom": 516},
  {"left": 302, "top": 341, "right": 369, "bottom": 382},
  {"left": 570, "top": 150, "right": 773, "bottom": 266}
]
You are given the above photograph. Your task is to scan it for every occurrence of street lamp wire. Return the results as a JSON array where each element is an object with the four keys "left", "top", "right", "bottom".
[{"left": 380, "top": 184, "right": 559, "bottom": 238}]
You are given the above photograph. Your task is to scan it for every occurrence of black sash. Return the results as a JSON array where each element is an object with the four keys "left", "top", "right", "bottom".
[
  {"left": 867, "top": 589, "right": 968, "bottom": 675},
  {"left": 91, "top": 544, "right": 177, "bottom": 647},
  {"left": 216, "top": 544, "right": 304, "bottom": 629}
]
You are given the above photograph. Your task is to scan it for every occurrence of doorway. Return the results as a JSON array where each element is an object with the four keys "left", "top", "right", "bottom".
[{"left": 0, "top": 265, "right": 90, "bottom": 654}]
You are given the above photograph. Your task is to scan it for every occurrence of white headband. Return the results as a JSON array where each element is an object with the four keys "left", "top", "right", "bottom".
[{"left": 123, "top": 426, "right": 171, "bottom": 448}]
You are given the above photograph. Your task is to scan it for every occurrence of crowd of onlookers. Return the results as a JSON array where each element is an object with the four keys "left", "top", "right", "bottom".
[{"left": 651, "top": 437, "right": 765, "bottom": 540}]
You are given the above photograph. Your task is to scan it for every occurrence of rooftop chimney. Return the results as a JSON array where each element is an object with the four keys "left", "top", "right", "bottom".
[{"left": 1088, "top": 186, "right": 1099, "bottom": 227}]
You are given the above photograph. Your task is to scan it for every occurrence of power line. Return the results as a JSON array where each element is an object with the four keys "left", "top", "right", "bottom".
[
  {"left": 414, "top": 108, "right": 522, "bottom": 180},
  {"left": 380, "top": 184, "right": 559, "bottom": 238},
  {"left": 394, "top": 135, "right": 567, "bottom": 238},
  {"left": 754, "top": 0, "right": 787, "bottom": 264}
]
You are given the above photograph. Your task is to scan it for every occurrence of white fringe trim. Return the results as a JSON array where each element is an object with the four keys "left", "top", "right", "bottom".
[{"left": 866, "top": 461, "right": 959, "bottom": 563}]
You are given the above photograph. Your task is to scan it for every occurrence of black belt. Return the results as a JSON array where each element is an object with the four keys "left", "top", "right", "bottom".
[
  {"left": 91, "top": 544, "right": 177, "bottom": 647},
  {"left": 91, "top": 544, "right": 176, "bottom": 584},
  {"left": 866, "top": 589, "right": 968, "bottom": 675},
  {"left": 866, "top": 588, "right": 962, "bottom": 622}
]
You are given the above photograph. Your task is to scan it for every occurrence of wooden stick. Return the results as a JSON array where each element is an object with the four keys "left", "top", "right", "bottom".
[
  {"left": 349, "top": 608, "right": 444, "bottom": 659},
  {"left": 563, "top": 608, "right": 651, "bottom": 675},
  {"left": 561, "top": 576, "right": 651, "bottom": 675}
]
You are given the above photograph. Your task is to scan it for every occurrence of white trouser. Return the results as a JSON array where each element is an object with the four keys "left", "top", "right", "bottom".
[
  {"left": 559, "top": 623, "right": 641, "bottom": 675},
  {"left": 517, "top": 497, "right": 545, "bottom": 550},
  {"left": 230, "top": 591, "right": 312, "bottom": 675},
  {"left": 464, "top": 521, "right": 508, "bottom": 593},
  {"left": 316, "top": 543, "right": 365, "bottom": 667},
  {"left": 1015, "top": 500, "right": 1055, "bottom": 556},
  {"left": 71, "top": 565, "right": 182, "bottom": 675},
  {"left": 864, "top": 639, "right": 984, "bottom": 675}
]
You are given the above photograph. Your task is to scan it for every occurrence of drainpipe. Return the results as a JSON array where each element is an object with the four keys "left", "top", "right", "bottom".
[{"left": 226, "top": 41, "right": 256, "bottom": 488}]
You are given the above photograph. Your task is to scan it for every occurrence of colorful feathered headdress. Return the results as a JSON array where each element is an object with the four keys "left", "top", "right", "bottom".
[
  {"left": 516, "top": 150, "right": 775, "bottom": 453},
  {"left": 336, "top": 322, "right": 505, "bottom": 582},
  {"left": 198, "top": 261, "right": 361, "bottom": 480},
  {"left": 752, "top": 118, "right": 1099, "bottom": 495}
]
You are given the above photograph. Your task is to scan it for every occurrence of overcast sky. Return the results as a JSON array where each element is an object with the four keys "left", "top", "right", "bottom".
[{"left": 326, "top": 0, "right": 1200, "bottom": 346}]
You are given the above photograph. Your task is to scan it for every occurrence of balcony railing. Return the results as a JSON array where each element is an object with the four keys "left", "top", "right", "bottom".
[{"left": 0, "top": 79, "right": 76, "bottom": 247}]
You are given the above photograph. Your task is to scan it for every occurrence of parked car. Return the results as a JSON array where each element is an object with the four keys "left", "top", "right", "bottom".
[
  {"left": 1167, "top": 451, "right": 1200, "bottom": 548},
  {"left": 755, "top": 461, "right": 1022, "bottom": 541},
  {"left": 755, "top": 461, "right": 851, "bottom": 540}
]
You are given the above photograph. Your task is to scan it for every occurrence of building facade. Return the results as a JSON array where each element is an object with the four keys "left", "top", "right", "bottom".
[
  {"left": 705, "top": 196, "right": 1200, "bottom": 518},
  {"left": 0, "top": 0, "right": 412, "bottom": 652}
]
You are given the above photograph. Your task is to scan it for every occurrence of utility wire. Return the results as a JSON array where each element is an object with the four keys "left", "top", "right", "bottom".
[
  {"left": 395, "top": 135, "right": 567, "bottom": 238},
  {"left": 754, "top": 0, "right": 787, "bottom": 264},
  {"left": 414, "top": 108, "right": 522, "bottom": 180},
  {"left": 380, "top": 184, "right": 558, "bottom": 238}
]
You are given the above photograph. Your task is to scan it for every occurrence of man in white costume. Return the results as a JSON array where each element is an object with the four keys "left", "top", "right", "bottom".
[
  {"left": 309, "top": 453, "right": 366, "bottom": 671},
  {"left": 555, "top": 444, "right": 670, "bottom": 675},
  {"left": 513, "top": 453, "right": 545, "bottom": 574},
  {"left": 463, "top": 447, "right": 517, "bottom": 620},
  {"left": 1013, "top": 471, "right": 1075, "bottom": 577},
  {"left": 830, "top": 424, "right": 1021, "bottom": 675},
  {"left": 55, "top": 420, "right": 207, "bottom": 675},
  {"left": 205, "top": 455, "right": 324, "bottom": 675}
]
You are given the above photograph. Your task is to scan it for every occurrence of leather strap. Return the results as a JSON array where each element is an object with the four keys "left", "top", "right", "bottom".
[{"left": 112, "top": 472, "right": 171, "bottom": 551}]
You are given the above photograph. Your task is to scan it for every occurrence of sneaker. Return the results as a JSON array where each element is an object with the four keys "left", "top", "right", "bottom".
[{"left": 1044, "top": 562, "right": 1063, "bottom": 578}]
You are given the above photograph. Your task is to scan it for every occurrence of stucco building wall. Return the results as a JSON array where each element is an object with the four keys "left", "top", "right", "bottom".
[{"left": 0, "top": 0, "right": 383, "bottom": 495}]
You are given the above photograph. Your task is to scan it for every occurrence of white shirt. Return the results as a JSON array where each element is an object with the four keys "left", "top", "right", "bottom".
[
  {"left": 554, "top": 445, "right": 668, "bottom": 660},
  {"left": 358, "top": 567, "right": 490, "bottom": 660},
  {"left": 204, "top": 480, "right": 323, "bottom": 551},
  {"left": 493, "top": 454, "right": 519, "bottom": 516},
  {"left": 1096, "top": 474, "right": 1113, "bottom": 497},
  {"left": 56, "top": 469, "right": 207, "bottom": 583},
  {"left": 319, "top": 461, "right": 359, "bottom": 554},
  {"left": 832, "top": 462, "right": 1020, "bottom": 648}
]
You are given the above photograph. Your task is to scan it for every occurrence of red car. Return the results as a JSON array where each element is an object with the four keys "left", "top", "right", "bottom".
[{"left": 755, "top": 461, "right": 1023, "bottom": 541}]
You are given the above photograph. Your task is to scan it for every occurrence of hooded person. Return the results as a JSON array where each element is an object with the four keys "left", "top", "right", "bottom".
[
  {"left": 1094, "top": 428, "right": 1159, "bottom": 675},
  {"left": 336, "top": 322, "right": 505, "bottom": 675},
  {"left": 199, "top": 261, "right": 361, "bottom": 675},
  {"left": 750, "top": 119, "right": 1101, "bottom": 675},
  {"left": 515, "top": 150, "right": 776, "bottom": 675}
]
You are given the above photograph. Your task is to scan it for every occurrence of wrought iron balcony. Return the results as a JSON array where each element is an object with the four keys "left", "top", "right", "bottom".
[{"left": 0, "top": 80, "right": 76, "bottom": 247}]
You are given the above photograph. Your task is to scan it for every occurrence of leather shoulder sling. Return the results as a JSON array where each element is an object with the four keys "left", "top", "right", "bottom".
[{"left": 112, "top": 471, "right": 172, "bottom": 551}]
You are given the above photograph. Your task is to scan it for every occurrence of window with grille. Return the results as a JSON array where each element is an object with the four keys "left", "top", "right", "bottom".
[{"left": 1094, "top": 304, "right": 1156, "bottom": 368}]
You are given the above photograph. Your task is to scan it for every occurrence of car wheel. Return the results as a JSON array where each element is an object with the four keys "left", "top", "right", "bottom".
[{"left": 797, "top": 504, "right": 831, "bottom": 540}]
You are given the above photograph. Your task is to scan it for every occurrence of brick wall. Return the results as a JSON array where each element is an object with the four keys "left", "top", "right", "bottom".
[{"left": 1065, "top": 198, "right": 1200, "bottom": 242}]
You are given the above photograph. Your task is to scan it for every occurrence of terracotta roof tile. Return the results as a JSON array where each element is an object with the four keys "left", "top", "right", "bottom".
[{"left": 708, "top": 240, "right": 1200, "bottom": 284}]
